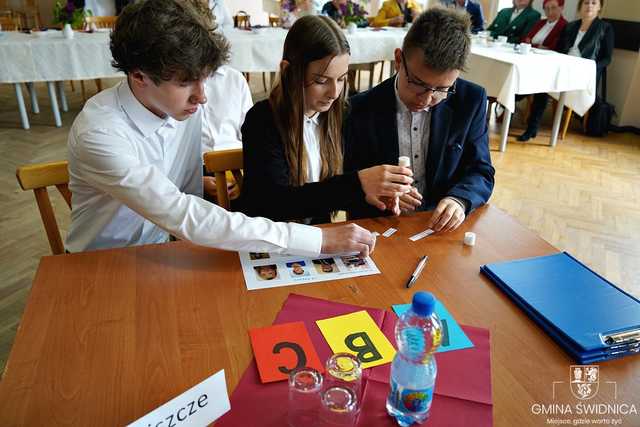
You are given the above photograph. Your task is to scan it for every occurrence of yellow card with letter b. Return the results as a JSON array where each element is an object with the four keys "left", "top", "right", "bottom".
[{"left": 316, "top": 310, "right": 396, "bottom": 369}]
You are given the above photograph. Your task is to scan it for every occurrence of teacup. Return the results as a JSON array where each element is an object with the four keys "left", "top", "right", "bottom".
[{"left": 518, "top": 43, "right": 532, "bottom": 55}]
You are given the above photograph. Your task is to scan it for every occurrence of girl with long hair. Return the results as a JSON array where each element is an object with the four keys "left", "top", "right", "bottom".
[{"left": 240, "top": 15, "right": 412, "bottom": 224}]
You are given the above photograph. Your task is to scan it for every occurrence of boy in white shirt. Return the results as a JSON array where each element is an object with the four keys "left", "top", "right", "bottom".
[{"left": 66, "top": 0, "right": 376, "bottom": 257}]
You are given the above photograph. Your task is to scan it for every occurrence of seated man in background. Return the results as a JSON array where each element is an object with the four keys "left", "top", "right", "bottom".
[
  {"left": 66, "top": 0, "right": 375, "bottom": 257},
  {"left": 371, "top": 0, "right": 421, "bottom": 27},
  {"left": 201, "top": 64, "right": 252, "bottom": 200},
  {"left": 202, "top": 65, "right": 252, "bottom": 152},
  {"left": 345, "top": 8, "right": 495, "bottom": 233},
  {"left": 452, "top": 0, "right": 485, "bottom": 33}
]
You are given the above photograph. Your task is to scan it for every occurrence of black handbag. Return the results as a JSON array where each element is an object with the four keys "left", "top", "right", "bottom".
[
  {"left": 585, "top": 97, "right": 615, "bottom": 137},
  {"left": 585, "top": 25, "right": 615, "bottom": 137}
]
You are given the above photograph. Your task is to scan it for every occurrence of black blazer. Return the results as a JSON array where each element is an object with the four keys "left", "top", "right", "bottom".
[
  {"left": 559, "top": 18, "right": 614, "bottom": 73},
  {"left": 344, "top": 77, "right": 495, "bottom": 220},
  {"left": 239, "top": 100, "right": 364, "bottom": 223},
  {"left": 558, "top": 18, "right": 614, "bottom": 97}
]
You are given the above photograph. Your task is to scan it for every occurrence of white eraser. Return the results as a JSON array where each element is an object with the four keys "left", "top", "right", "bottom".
[
  {"left": 398, "top": 156, "right": 411, "bottom": 168},
  {"left": 464, "top": 232, "right": 476, "bottom": 246}
]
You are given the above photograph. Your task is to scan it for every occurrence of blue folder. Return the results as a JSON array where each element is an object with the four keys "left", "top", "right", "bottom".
[{"left": 481, "top": 252, "right": 640, "bottom": 364}]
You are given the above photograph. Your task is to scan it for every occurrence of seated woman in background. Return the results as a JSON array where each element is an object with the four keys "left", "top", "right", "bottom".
[
  {"left": 282, "top": 0, "right": 316, "bottom": 28},
  {"left": 371, "top": 0, "right": 421, "bottom": 28},
  {"left": 518, "top": 0, "right": 613, "bottom": 141},
  {"left": 320, "top": 0, "right": 346, "bottom": 22},
  {"left": 239, "top": 15, "right": 413, "bottom": 224},
  {"left": 487, "top": 0, "right": 540, "bottom": 43},
  {"left": 521, "top": 0, "right": 567, "bottom": 50}
]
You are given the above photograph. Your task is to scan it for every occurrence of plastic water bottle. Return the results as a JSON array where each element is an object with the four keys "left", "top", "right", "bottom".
[{"left": 386, "top": 292, "right": 442, "bottom": 426}]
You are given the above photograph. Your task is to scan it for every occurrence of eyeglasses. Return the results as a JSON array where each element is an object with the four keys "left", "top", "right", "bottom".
[{"left": 400, "top": 51, "right": 456, "bottom": 100}]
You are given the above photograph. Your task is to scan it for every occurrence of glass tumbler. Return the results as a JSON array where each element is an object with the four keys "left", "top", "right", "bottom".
[
  {"left": 324, "top": 353, "right": 363, "bottom": 402},
  {"left": 319, "top": 386, "right": 358, "bottom": 427},
  {"left": 288, "top": 367, "right": 323, "bottom": 427}
]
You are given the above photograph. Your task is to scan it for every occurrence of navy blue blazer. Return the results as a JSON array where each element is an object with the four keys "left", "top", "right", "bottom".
[
  {"left": 344, "top": 76, "right": 495, "bottom": 220},
  {"left": 466, "top": 1, "right": 485, "bottom": 34}
]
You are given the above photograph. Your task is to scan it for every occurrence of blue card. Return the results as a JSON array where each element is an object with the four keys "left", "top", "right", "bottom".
[{"left": 391, "top": 301, "right": 474, "bottom": 353}]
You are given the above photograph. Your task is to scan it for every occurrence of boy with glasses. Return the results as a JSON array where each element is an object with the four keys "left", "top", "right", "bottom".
[{"left": 344, "top": 8, "right": 494, "bottom": 233}]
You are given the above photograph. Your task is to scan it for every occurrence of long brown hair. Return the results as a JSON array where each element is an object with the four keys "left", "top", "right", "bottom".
[{"left": 269, "top": 15, "right": 350, "bottom": 186}]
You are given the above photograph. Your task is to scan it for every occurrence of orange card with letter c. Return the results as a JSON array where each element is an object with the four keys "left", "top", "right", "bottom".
[{"left": 249, "top": 321, "right": 324, "bottom": 383}]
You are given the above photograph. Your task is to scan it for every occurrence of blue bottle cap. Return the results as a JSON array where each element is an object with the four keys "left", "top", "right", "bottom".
[{"left": 411, "top": 291, "right": 436, "bottom": 316}]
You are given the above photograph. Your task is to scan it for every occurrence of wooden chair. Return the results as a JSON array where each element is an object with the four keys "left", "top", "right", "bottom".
[
  {"left": 84, "top": 15, "right": 117, "bottom": 29},
  {"left": 16, "top": 161, "right": 71, "bottom": 255},
  {"left": 0, "top": 15, "right": 21, "bottom": 30},
  {"left": 233, "top": 11, "right": 250, "bottom": 29},
  {"left": 203, "top": 149, "right": 243, "bottom": 210},
  {"left": 268, "top": 15, "right": 280, "bottom": 27}
]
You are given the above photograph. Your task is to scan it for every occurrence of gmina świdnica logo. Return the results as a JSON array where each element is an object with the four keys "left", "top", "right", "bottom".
[{"left": 570, "top": 365, "right": 599, "bottom": 400}]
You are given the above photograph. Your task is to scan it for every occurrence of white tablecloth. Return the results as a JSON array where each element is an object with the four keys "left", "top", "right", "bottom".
[
  {"left": 466, "top": 44, "right": 596, "bottom": 116},
  {"left": 0, "top": 28, "right": 595, "bottom": 116},
  {"left": 223, "top": 27, "right": 407, "bottom": 72},
  {"left": 0, "top": 31, "right": 122, "bottom": 84}
]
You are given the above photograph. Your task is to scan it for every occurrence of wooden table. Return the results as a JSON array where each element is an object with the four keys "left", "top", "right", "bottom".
[{"left": 0, "top": 205, "right": 638, "bottom": 426}]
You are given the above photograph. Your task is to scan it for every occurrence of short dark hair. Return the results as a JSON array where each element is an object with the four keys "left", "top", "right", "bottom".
[
  {"left": 577, "top": 0, "right": 604, "bottom": 10},
  {"left": 110, "top": 0, "right": 230, "bottom": 83},
  {"left": 402, "top": 8, "right": 471, "bottom": 72}
]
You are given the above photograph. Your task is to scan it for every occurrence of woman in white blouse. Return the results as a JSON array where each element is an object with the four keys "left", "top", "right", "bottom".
[{"left": 521, "top": 0, "right": 567, "bottom": 51}]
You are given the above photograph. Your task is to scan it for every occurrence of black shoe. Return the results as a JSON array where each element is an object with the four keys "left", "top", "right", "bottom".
[{"left": 517, "top": 129, "right": 537, "bottom": 142}]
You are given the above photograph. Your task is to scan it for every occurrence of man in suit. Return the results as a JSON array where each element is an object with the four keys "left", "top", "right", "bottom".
[
  {"left": 344, "top": 8, "right": 494, "bottom": 233},
  {"left": 453, "top": 0, "right": 484, "bottom": 33}
]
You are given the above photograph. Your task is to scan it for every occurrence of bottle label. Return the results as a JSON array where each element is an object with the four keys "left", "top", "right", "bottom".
[{"left": 390, "top": 379, "right": 433, "bottom": 413}]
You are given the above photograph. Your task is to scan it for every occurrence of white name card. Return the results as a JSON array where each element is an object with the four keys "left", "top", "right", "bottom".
[{"left": 127, "top": 369, "right": 231, "bottom": 427}]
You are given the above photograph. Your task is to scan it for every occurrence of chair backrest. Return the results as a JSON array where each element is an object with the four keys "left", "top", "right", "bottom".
[
  {"left": 203, "top": 149, "right": 243, "bottom": 210},
  {"left": 0, "top": 15, "right": 21, "bottom": 30},
  {"left": 233, "top": 11, "right": 250, "bottom": 29},
  {"left": 268, "top": 15, "right": 280, "bottom": 27},
  {"left": 16, "top": 161, "right": 71, "bottom": 255},
  {"left": 85, "top": 15, "right": 117, "bottom": 29}
]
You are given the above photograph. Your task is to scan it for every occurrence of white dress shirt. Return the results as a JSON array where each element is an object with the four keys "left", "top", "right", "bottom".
[
  {"left": 202, "top": 66, "right": 253, "bottom": 152},
  {"left": 394, "top": 77, "right": 430, "bottom": 198},
  {"left": 303, "top": 113, "right": 321, "bottom": 183},
  {"left": 569, "top": 30, "right": 586, "bottom": 57},
  {"left": 510, "top": 8, "right": 523, "bottom": 23},
  {"left": 66, "top": 81, "right": 322, "bottom": 255},
  {"left": 393, "top": 76, "right": 467, "bottom": 212},
  {"left": 531, "top": 19, "right": 558, "bottom": 46},
  {"left": 84, "top": 0, "right": 116, "bottom": 17},
  {"left": 209, "top": 0, "right": 233, "bottom": 29}
]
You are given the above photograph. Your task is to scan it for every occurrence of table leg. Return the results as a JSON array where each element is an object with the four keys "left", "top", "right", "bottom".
[
  {"left": 26, "top": 83, "right": 40, "bottom": 114},
  {"left": 56, "top": 81, "right": 69, "bottom": 112},
  {"left": 550, "top": 92, "right": 566, "bottom": 148},
  {"left": 46, "top": 81, "right": 62, "bottom": 128},
  {"left": 14, "top": 83, "right": 30, "bottom": 130},
  {"left": 499, "top": 109, "right": 512, "bottom": 152}
]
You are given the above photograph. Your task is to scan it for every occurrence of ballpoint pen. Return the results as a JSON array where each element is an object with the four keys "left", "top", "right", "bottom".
[{"left": 405, "top": 255, "right": 428, "bottom": 289}]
